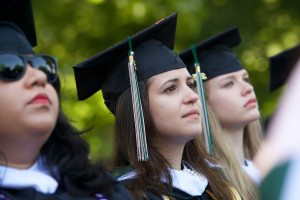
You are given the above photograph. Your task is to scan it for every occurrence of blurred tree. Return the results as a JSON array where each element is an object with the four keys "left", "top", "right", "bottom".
[{"left": 32, "top": 0, "right": 300, "bottom": 161}]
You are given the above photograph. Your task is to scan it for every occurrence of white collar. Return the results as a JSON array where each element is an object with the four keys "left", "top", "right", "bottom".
[
  {"left": 0, "top": 156, "right": 58, "bottom": 194},
  {"left": 167, "top": 163, "right": 208, "bottom": 196},
  {"left": 118, "top": 163, "right": 208, "bottom": 196},
  {"left": 241, "top": 159, "right": 261, "bottom": 184}
]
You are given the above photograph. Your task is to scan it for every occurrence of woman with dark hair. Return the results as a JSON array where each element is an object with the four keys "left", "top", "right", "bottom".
[
  {"left": 0, "top": 1, "right": 133, "bottom": 199},
  {"left": 73, "top": 13, "right": 240, "bottom": 200}
]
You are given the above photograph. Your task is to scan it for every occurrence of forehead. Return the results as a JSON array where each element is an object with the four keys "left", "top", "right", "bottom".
[
  {"left": 148, "top": 68, "right": 191, "bottom": 83},
  {"left": 209, "top": 69, "right": 248, "bottom": 81}
]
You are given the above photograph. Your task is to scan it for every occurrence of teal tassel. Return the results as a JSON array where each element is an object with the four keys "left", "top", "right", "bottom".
[
  {"left": 127, "top": 36, "right": 148, "bottom": 161},
  {"left": 191, "top": 45, "right": 214, "bottom": 156}
]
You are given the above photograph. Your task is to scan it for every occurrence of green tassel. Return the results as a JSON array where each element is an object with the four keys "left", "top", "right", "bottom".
[
  {"left": 191, "top": 45, "right": 214, "bottom": 156},
  {"left": 127, "top": 36, "right": 148, "bottom": 161}
]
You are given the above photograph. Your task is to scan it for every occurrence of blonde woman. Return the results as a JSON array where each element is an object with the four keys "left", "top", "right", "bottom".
[{"left": 179, "top": 26, "right": 262, "bottom": 200}]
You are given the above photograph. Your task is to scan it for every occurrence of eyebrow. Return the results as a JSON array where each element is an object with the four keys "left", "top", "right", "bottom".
[
  {"left": 243, "top": 72, "right": 249, "bottom": 76},
  {"left": 160, "top": 78, "right": 178, "bottom": 90},
  {"left": 159, "top": 76, "right": 193, "bottom": 90},
  {"left": 220, "top": 71, "right": 249, "bottom": 81},
  {"left": 187, "top": 76, "right": 193, "bottom": 81}
]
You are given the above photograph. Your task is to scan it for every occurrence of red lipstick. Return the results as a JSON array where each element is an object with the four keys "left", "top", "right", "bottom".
[{"left": 29, "top": 93, "right": 50, "bottom": 105}]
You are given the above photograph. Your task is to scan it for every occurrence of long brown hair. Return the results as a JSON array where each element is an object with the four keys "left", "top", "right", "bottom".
[{"left": 109, "top": 80, "right": 235, "bottom": 199}]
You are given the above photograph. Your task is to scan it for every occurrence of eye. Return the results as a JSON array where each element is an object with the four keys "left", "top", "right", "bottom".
[
  {"left": 164, "top": 85, "right": 176, "bottom": 93},
  {"left": 243, "top": 77, "right": 250, "bottom": 83},
  {"left": 224, "top": 81, "right": 233, "bottom": 87},
  {"left": 187, "top": 82, "right": 196, "bottom": 89}
]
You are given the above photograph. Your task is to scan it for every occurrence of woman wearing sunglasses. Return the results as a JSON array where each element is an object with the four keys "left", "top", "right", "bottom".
[{"left": 0, "top": 10, "right": 133, "bottom": 200}]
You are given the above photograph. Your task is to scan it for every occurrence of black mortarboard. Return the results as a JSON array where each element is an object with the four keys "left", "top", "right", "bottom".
[
  {"left": 269, "top": 44, "right": 300, "bottom": 92},
  {"left": 0, "top": 0, "right": 37, "bottom": 47},
  {"left": 0, "top": 0, "right": 36, "bottom": 54},
  {"left": 0, "top": 22, "right": 35, "bottom": 54},
  {"left": 179, "top": 26, "right": 243, "bottom": 81},
  {"left": 73, "top": 13, "right": 185, "bottom": 114}
]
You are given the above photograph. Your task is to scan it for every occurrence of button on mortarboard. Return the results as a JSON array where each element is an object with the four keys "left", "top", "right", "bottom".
[
  {"left": 73, "top": 13, "right": 186, "bottom": 114},
  {"left": 179, "top": 26, "right": 243, "bottom": 81}
]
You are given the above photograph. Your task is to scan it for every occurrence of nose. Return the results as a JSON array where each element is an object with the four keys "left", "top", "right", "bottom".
[
  {"left": 241, "top": 81, "right": 254, "bottom": 96},
  {"left": 24, "top": 63, "right": 47, "bottom": 88},
  {"left": 183, "top": 86, "right": 199, "bottom": 104}
]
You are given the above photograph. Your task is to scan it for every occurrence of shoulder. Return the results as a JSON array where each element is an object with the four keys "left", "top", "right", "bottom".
[
  {"left": 105, "top": 172, "right": 134, "bottom": 200},
  {"left": 160, "top": 185, "right": 218, "bottom": 200},
  {"left": 242, "top": 159, "right": 262, "bottom": 184},
  {"left": 0, "top": 187, "right": 97, "bottom": 200},
  {"left": 111, "top": 166, "right": 135, "bottom": 179},
  {"left": 221, "top": 181, "right": 242, "bottom": 200},
  {"left": 0, "top": 176, "right": 133, "bottom": 200},
  {"left": 111, "top": 166, "right": 138, "bottom": 186}
]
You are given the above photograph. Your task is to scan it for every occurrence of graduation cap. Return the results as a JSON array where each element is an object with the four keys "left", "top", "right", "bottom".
[
  {"left": 179, "top": 26, "right": 243, "bottom": 81},
  {"left": 73, "top": 13, "right": 184, "bottom": 112},
  {"left": 0, "top": 0, "right": 37, "bottom": 47},
  {"left": 269, "top": 44, "right": 300, "bottom": 92},
  {"left": 73, "top": 13, "right": 185, "bottom": 161},
  {"left": 0, "top": 0, "right": 36, "bottom": 54},
  {"left": 177, "top": 26, "right": 243, "bottom": 155}
]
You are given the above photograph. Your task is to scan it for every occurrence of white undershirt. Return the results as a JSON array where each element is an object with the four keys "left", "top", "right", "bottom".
[
  {"left": 0, "top": 156, "right": 58, "bottom": 194},
  {"left": 118, "top": 163, "right": 208, "bottom": 196},
  {"left": 241, "top": 159, "right": 261, "bottom": 184}
]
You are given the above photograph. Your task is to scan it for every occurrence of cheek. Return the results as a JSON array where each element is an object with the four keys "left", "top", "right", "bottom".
[
  {"left": 149, "top": 97, "right": 177, "bottom": 129},
  {"left": 47, "top": 86, "right": 59, "bottom": 117},
  {"left": 150, "top": 99, "right": 169, "bottom": 120},
  {"left": 208, "top": 94, "right": 232, "bottom": 118},
  {"left": 0, "top": 86, "right": 21, "bottom": 115}
]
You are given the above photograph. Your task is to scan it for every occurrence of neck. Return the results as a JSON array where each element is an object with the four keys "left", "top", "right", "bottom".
[
  {"left": 158, "top": 139, "right": 185, "bottom": 170},
  {"left": 222, "top": 126, "right": 245, "bottom": 165},
  {"left": 0, "top": 137, "right": 44, "bottom": 169}
]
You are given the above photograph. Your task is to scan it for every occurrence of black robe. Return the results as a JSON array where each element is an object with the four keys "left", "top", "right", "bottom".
[
  {"left": 121, "top": 179, "right": 216, "bottom": 200},
  {"left": 146, "top": 185, "right": 216, "bottom": 200},
  {"left": 0, "top": 175, "right": 133, "bottom": 200}
]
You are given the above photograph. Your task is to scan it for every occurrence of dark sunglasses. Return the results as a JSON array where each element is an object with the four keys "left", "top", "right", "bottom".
[{"left": 0, "top": 52, "right": 58, "bottom": 83}]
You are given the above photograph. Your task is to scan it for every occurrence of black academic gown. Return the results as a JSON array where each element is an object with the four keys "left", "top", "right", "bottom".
[
  {"left": 121, "top": 179, "right": 216, "bottom": 200},
  {"left": 147, "top": 186, "right": 216, "bottom": 200},
  {"left": 0, "top": 175, "right": 133, "bottom": 200}
]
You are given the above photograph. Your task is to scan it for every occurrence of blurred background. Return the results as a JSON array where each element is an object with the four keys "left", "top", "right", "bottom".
[{"left": 32, "top": 0, "right": 300, "bottom": 161}]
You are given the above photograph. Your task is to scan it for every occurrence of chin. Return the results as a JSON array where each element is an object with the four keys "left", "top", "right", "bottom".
[
  {"left": 241, "top": 115, "right": 260, "bottom": 126},
  {"left": 27, "top": 121, "right": 56, "bottom": 135},
  {"left": 187, "top": 129, "right": 202, "bottom": 139},
  {"left": 249, "top": 111, "right": 260, "bottom": 121}
]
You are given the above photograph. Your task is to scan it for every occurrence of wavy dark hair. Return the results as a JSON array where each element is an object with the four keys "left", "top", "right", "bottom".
[
  {"left": 109, "top": 79, "right": 235, "bottom": 200},
  {"left": 39, "top": 78, "right": 114, "bottom": 197}
]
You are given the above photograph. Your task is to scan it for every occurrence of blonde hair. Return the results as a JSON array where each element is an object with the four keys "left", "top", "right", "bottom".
[
  {"left": 203, "top": 104, "right": 260, "bottom": 200},
  {"left": 244, "top": 119, "right": 263, "bottom": 160},
  {"left": 203, "top": 79, "right": 263, "bottom": 159}
]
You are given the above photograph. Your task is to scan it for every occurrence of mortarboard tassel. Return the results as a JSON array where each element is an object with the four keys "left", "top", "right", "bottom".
[
  {"left": 127, "top": 36, "right": 148, "bottom": 161},
  {"left": 191, "top": 45, "right": 214, "bottom": 156}
]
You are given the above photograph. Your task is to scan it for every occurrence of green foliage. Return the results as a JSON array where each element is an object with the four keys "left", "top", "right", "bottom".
[{"left": 32, "top": 0, "right": 300, "bottom": 160}]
